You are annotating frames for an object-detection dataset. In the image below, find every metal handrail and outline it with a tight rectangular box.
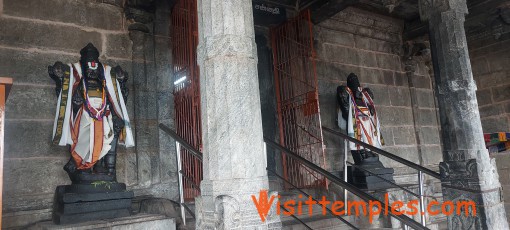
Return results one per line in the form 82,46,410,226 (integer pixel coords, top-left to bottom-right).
159,124,203,162
281,205,313,230
322,126,440,179
161,124,316,229
264,137,429,230
159,124,202,226
267,168,359,229
179,170,201,190
181,202,196,219
161,123,427,229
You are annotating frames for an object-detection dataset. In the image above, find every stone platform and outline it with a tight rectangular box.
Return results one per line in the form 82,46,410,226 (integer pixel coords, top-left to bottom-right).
53,183,134,225
31,214,176,230
347,166,395,190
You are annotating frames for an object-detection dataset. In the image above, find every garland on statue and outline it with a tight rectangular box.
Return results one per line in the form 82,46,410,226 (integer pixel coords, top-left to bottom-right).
81,76,108,121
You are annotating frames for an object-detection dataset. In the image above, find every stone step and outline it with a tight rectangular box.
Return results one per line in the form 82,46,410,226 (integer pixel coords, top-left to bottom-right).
178,218,196,230
29,214,176,230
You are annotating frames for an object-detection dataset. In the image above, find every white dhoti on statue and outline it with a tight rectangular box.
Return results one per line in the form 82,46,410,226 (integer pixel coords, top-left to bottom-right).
338,88,383,151
52,63,134,169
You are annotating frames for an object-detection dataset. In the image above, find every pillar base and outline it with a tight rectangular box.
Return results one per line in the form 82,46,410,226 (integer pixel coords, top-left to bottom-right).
441,186,508,230
440,158,509,229
195,177,281,229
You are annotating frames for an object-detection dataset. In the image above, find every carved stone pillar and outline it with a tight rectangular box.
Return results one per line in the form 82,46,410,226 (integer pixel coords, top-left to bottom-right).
195,0,281,228
419,0,509,229
128,8,154,188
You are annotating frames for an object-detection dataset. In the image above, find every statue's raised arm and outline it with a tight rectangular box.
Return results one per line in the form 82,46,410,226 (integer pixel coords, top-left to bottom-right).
48,61,69,97
111,65,129,102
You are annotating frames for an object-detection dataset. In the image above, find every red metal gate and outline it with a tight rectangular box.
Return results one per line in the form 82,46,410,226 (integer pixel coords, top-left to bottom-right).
271,10,327,189
171,0,202,201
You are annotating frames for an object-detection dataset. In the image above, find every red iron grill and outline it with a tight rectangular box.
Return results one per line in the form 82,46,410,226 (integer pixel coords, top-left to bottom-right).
171,0,202,201
270,10,327,189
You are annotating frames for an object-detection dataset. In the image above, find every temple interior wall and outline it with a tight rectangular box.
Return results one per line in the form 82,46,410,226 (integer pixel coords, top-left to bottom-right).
468,30,510,133
0,0,509,229
313,7,443,179
0,0,178,228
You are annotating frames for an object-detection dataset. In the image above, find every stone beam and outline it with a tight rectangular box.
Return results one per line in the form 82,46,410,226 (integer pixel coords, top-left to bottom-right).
195,0,281,228
419,0,509,229
309,0,359,24
406,0,509,40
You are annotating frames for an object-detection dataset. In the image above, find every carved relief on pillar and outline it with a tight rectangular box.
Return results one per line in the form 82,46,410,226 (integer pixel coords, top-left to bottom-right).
403,38,432,75
418,0,468,21
439,159,480,189
382,0,403,13
440,185,507,230
124,0,154,33
214,195,241,229
448,195,481,230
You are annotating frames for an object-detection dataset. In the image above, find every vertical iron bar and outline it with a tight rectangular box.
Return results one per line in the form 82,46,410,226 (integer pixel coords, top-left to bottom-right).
344,139,348,213
418,170,426,226
176,142,186,225
264,143,268,170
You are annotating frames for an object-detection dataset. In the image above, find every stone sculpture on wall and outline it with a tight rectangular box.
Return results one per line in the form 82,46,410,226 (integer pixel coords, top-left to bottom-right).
48,43,135,224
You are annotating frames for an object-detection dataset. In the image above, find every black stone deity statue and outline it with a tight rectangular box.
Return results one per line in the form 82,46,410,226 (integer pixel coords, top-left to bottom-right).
48,43,134,224
337,73,395,190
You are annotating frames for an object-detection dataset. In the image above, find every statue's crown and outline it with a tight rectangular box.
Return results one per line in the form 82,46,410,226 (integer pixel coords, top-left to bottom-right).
347,73,360,90
80,43,100,63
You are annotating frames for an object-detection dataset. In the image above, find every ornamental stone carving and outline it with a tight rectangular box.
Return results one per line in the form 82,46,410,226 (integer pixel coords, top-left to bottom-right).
418,0,468,21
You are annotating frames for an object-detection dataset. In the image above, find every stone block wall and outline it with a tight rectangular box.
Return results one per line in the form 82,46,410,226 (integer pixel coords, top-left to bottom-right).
0,0,178,228
468,33,510,133
314,7,443,175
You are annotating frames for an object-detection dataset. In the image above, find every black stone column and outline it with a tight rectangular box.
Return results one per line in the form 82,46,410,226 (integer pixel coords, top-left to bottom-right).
126,6,157,189
419,0,509,229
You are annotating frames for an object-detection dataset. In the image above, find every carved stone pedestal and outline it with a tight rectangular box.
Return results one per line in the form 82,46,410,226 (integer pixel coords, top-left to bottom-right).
52,183,133,225
348,166,395,190
347,152,395,190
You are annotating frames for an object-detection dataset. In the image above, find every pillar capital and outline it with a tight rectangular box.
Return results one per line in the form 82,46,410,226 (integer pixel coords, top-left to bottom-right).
418,0,468,21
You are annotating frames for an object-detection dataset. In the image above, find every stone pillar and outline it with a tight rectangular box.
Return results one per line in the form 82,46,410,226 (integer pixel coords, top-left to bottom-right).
419,0,509,229
128,17,154,188
195,0,281,228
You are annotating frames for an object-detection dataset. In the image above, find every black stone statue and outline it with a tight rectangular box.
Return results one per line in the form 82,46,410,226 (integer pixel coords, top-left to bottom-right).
48,43,134,224
337,73,395,190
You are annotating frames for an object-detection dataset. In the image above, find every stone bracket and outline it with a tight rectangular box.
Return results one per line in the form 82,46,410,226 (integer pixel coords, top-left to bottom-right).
419,0,468,21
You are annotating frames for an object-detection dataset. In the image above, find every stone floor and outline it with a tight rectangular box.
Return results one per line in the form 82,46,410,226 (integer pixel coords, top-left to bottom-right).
28,214,176,230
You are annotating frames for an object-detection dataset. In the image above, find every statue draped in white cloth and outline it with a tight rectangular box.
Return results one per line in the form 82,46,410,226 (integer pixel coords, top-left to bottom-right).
49,43,134,183
336,73,394,190
337,73,384,164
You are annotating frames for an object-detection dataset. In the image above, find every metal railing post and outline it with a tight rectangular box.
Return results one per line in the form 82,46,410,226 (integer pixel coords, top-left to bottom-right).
264,142,268,169
176,142,186,225
344,139,348,213
264,137,429,230
418,170,426,226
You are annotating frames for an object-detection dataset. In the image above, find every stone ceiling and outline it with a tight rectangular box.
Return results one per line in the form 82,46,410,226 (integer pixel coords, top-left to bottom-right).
141,0,509,41
258,0,421,21
258,0,509,40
